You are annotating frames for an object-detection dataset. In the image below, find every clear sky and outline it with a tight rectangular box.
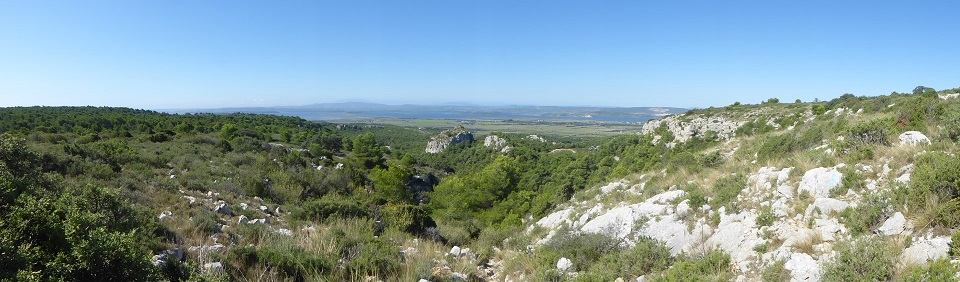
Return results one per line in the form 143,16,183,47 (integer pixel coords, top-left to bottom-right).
1,1,957,109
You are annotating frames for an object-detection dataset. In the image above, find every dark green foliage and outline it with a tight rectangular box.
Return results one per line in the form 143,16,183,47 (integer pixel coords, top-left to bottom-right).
756,206,775,227
831,166,865,197
846,118,892,147
710,175,746,210
952,229,960,259
939,103,960,141
588,236,674,279
649,249,732,282
760,260,789,282
293,195,370,222
837,193,888,236
822,236,897,282
0,134,160,281
736,118,776,137
898,152,960,227
535,230,623,272
898,259,958,282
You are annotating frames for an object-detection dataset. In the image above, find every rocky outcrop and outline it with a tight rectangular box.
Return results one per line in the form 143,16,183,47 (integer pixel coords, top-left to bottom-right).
484,135,506,148
899,131,931,146
426,127,474,154
798,167,843,198
642,116,745,144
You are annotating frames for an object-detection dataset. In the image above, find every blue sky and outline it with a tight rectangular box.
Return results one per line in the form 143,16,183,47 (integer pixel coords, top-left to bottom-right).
1,1,957,109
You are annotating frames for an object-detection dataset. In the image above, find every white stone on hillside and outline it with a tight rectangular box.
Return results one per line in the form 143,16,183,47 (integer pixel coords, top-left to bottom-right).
557,257,572,271
640,216,708,255
899,131,931,146
600,181,627,195
877,212,907,236
580,206,639,239
645,190,686,204
705,211,762,266
805,198,850,216
203,262,225,274
449,246,462,257
940,93,959,100
785,253,821,282
484,135,507,149
535,208,573,230
159,210,173,221
214,203,233,216
814,218,846,241
798,167,843,198
902,236,950,264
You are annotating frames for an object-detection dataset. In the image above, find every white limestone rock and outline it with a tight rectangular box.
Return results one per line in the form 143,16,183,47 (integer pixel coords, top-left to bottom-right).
159,211,173,221
214,203,233,216
785,253,821,282
877,212,907,236
899,131,931,146
805,198,850,216
535,208,573,230
902,236,950,264
557,257,572,271
705,211,762,266
798,167,843,198
483,135,507,149
203,262,225,274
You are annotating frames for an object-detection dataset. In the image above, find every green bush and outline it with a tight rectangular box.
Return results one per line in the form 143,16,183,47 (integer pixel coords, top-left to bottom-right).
589,236,674,279
822,236,897,282
292,195,369,222
756,206,775,227
649,249,732,282
837,193,888,236
897,258,958,282
760,259,788,282
710,175,746,210
535,230,623,272
900,152,960,227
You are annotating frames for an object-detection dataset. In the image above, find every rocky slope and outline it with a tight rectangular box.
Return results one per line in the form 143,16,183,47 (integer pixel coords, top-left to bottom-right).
503,94,960,281
426,126,475,153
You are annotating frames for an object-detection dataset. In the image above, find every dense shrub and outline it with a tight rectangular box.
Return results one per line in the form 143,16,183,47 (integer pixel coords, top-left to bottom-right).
589,236,674,279
649,249,732,282
837,193,888,236
900,153,960,227
535,230,623,272
898,259,958,282
292,195,370,222
821,236,897,282
710,175,746,210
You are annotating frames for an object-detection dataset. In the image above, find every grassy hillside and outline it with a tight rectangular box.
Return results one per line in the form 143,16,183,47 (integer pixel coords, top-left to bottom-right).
1,86,960,281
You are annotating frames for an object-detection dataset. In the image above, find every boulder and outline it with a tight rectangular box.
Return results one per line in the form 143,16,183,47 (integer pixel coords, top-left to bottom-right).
484,135,507,149
901,236,950,264
899,131,931,146
805,198,850,216
877,212,907,236
203,262,225,274
158,211,173,221
785,253,821,282
214,203,233,216
426,127,474,154
276,228,293,236
798,167,843,198
449,246,462,257
557,257,572,271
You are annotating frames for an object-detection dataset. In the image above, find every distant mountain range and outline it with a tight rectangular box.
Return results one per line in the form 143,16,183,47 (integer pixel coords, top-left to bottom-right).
165,102,687,123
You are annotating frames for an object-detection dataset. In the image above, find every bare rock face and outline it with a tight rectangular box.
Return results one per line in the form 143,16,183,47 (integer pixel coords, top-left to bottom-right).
484,135,507,149
899,131,931,146
426,127,474,154
642,116,745,144
798,167,843,198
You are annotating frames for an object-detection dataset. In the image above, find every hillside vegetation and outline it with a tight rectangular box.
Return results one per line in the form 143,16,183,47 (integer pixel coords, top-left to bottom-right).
1,86,960,281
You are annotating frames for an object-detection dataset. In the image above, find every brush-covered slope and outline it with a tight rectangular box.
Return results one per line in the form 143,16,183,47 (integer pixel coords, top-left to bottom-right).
509,89,960,281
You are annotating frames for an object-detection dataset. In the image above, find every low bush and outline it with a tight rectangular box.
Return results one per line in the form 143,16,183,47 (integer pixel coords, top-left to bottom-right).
589,236,674,279
710,175,746,210
837,193,888,236
822,236,898,282
292,195,369,222
898,258,957,282
535,230,623,272
898,152,960,227
649,249,732,282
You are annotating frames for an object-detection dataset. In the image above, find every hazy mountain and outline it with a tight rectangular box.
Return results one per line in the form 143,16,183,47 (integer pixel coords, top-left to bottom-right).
168,102,688,123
